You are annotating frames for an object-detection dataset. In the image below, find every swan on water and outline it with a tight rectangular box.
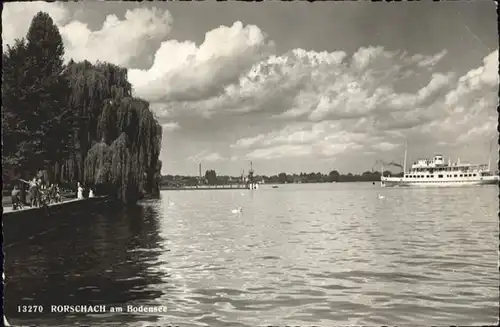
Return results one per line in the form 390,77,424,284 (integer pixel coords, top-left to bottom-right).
167,197,175,207
231,207,243,214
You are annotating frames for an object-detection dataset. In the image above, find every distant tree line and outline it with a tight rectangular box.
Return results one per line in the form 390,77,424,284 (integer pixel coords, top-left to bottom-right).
159,169,403,187
2,12,162,203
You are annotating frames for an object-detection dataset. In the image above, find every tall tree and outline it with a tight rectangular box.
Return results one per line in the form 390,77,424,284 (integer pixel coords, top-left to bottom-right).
3,11,163,203
328,170,340,182
2,38,34,179
205,170,218,185
278,172,287,184
24,12,76,173
2,12,75,181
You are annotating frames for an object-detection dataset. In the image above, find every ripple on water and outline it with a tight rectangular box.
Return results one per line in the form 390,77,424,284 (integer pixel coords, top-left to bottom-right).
4,184,498,326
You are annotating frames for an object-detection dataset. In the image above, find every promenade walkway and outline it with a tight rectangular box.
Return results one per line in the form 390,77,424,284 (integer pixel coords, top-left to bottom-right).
3,196,106,215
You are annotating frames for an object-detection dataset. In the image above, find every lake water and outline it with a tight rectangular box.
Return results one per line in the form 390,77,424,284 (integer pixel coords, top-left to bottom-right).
4,183,499,326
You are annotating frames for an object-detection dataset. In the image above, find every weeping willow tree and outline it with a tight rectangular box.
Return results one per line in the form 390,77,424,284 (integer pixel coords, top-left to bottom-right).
3,11,161,204
57,61,162,203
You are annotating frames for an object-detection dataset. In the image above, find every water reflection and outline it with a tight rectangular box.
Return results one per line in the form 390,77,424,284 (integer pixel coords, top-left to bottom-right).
4,183,499,326
4,203,167,326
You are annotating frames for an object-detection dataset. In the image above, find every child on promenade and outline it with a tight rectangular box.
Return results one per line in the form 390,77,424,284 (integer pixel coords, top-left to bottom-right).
11,185,23,210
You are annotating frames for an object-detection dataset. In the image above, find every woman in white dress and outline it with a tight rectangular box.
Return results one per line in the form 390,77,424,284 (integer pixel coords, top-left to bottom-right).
77,182,84,199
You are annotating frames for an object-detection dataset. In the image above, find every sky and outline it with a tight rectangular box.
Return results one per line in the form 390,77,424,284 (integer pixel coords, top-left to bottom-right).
3,1,499,176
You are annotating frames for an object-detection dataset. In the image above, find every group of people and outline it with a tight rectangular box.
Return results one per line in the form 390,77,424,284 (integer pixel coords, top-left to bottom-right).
10,179,96,211
10,178,63,210
77,182,95,199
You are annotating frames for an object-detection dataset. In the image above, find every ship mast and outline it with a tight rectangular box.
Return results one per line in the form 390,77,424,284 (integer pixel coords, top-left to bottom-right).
487,136,493,171
403,140,408,174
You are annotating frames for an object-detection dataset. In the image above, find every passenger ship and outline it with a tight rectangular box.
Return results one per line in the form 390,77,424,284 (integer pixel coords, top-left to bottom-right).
381,153,499,187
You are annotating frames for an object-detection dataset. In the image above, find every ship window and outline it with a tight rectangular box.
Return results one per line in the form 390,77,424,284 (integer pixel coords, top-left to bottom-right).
459,174,463,177
473,174,477,177
454,174,457,177
438,174,443,178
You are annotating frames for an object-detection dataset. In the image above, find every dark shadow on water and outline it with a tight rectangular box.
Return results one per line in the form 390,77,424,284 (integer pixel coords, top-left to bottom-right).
4,201,167,323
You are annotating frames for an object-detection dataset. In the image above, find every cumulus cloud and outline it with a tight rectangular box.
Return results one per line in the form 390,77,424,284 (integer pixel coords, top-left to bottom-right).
422,49,499,147
232,122,368,160
229,49,497,161
3,2,172,67
416,49,448,68
128,21,275,103
161,122,180,131
188,150,224,163
245,145,313,160
444,50,498,109
4,2,497,167
2,2,70,46
148,45,453,122
61,8,173,66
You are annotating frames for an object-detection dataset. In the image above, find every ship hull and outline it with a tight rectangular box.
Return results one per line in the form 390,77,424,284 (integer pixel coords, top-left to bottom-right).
381,176,499,187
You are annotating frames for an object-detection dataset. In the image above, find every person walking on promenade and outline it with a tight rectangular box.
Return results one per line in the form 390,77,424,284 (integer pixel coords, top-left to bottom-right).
19,178,38,207
35,178,43,207
55,184,62,203
77,182,84,199
11,185,23,210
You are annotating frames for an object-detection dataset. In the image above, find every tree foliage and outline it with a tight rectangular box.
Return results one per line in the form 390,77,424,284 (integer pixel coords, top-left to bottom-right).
61,62,162,203
205,170,218,185
3,11,162,203
2,12,75,181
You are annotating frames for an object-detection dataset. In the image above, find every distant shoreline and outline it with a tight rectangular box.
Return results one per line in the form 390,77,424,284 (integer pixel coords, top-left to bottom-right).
159,180,381,190
160,170,398,188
